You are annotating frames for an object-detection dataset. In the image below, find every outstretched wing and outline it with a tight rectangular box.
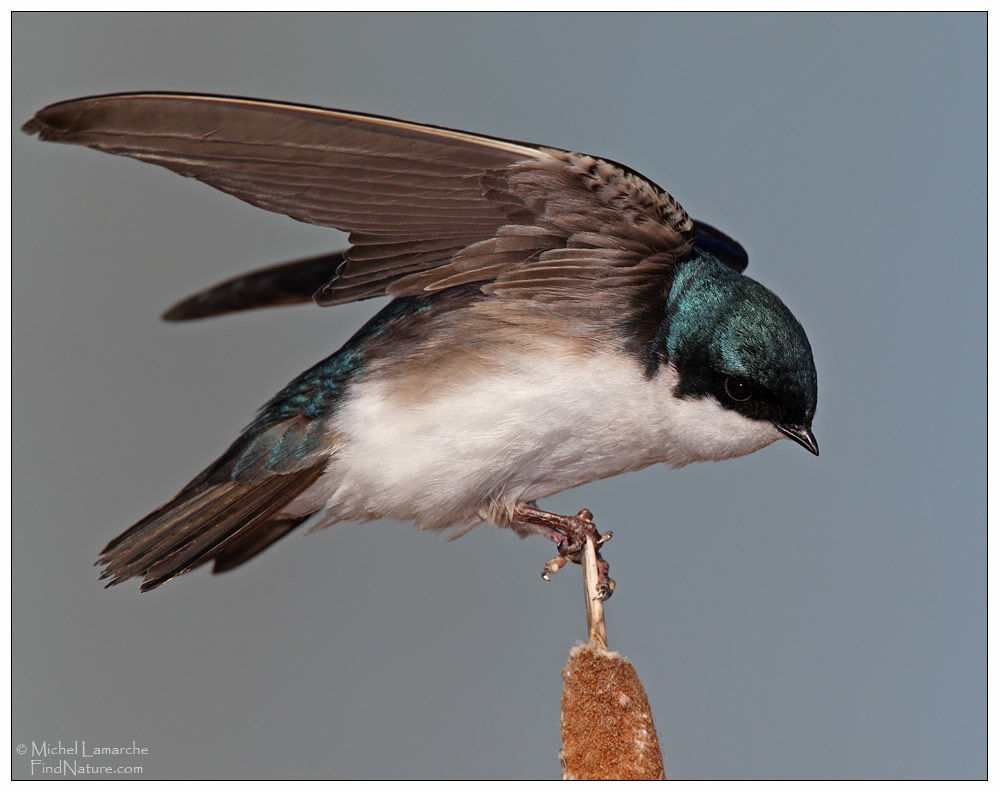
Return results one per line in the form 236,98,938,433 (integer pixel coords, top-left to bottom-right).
23,92,697,324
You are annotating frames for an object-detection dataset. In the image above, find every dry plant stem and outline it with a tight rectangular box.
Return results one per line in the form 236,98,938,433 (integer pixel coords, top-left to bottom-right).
581,535,608,650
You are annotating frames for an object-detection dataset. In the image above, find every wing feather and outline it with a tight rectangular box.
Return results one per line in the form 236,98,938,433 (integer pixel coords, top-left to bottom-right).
24,92,699,326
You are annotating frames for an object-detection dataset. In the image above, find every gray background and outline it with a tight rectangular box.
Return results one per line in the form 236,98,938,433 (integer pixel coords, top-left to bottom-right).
12,12,985,780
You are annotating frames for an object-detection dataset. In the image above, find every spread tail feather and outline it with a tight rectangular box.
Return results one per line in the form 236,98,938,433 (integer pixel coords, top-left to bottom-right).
97,465,324,592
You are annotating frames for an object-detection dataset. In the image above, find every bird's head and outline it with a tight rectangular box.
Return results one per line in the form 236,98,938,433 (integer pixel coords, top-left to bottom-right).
661,251,818,456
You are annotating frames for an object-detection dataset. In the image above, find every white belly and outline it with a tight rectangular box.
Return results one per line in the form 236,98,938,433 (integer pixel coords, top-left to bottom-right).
304,346,780,534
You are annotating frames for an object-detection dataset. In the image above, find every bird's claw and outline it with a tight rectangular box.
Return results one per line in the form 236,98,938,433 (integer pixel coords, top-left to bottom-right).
556,537,585,562
594,577,616,601
542,554,569,581
514,502,617,598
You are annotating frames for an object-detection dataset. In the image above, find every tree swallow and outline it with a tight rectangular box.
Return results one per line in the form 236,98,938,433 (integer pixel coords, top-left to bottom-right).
23,93,818,596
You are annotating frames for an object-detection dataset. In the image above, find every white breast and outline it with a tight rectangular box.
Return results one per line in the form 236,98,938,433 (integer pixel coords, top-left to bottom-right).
305,345,780,534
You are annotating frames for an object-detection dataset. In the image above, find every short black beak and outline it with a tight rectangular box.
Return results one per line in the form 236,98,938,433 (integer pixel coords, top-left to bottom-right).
776,423,819,456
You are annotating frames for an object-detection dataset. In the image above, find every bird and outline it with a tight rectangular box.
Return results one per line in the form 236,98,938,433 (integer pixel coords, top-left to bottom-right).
22,92,818,596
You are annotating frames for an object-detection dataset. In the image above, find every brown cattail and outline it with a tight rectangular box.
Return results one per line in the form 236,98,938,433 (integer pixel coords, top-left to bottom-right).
559,536,666,780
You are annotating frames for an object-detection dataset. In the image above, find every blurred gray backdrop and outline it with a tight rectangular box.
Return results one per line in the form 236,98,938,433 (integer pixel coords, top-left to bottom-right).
12,12,985,780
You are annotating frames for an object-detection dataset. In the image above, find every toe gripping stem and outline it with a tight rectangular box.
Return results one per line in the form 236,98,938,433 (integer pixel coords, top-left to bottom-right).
513,503,616,600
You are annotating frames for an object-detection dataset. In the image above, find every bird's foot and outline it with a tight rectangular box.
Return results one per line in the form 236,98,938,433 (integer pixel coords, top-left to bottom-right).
512,503,615,600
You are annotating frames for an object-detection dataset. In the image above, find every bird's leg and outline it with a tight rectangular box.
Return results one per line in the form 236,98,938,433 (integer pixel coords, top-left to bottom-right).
512,502,615,600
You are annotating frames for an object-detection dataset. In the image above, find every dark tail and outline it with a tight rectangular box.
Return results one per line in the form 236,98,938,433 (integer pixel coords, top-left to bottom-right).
97,465,323,592
210,515,311,574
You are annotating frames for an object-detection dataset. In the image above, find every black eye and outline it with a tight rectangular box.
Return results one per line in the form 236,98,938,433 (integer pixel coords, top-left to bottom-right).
724,377,753,402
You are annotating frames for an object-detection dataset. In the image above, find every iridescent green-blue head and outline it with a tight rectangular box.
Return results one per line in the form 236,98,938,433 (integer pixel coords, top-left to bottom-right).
661,250,818,455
